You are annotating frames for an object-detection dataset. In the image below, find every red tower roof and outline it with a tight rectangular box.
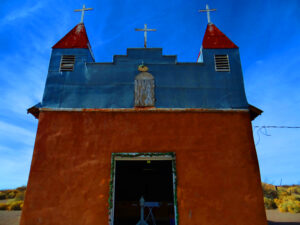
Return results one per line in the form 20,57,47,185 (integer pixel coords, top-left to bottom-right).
52,23,91,49
202,24,238,49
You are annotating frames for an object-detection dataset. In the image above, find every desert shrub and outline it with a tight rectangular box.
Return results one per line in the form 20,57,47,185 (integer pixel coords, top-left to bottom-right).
0,203,8,210
15,192,25,201
7,201,23,211
287,186,300,195
275,196,300,213
294,195,300,201
278,189,289,198
280,201,300,213
262,183,275,190
7,191,17,199
264,197,277,209
262,183,278,199
0,192,6,200
6,199,14,204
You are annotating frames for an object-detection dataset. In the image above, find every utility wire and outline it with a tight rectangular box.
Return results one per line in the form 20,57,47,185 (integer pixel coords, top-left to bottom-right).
253,126,300,146
254,126,300,129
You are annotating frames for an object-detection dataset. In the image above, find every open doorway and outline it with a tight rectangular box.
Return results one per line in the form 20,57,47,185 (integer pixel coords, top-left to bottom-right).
110,154,177,225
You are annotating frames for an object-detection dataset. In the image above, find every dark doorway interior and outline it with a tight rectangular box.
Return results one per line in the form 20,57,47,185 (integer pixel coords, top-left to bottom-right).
113,160,175,225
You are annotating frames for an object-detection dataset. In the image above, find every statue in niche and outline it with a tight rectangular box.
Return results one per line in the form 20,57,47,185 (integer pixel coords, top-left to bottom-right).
135,65,155,107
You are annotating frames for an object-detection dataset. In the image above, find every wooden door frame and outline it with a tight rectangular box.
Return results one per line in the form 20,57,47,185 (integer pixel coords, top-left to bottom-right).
108,152,178,225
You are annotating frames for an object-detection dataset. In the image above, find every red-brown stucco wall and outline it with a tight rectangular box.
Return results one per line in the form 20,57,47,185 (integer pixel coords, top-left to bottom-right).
21,111,267,225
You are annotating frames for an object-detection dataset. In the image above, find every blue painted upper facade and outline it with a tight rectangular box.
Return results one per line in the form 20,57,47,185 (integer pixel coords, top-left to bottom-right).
39,26,249,109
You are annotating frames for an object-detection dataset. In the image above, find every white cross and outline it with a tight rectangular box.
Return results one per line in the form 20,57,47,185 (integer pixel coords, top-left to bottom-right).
135,24,157,48
74,4,93,24
198,4,216,24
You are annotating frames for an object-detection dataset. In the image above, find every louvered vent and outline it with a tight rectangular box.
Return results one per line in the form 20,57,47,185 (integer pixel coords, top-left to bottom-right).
60,55,75,71
214,55,230,72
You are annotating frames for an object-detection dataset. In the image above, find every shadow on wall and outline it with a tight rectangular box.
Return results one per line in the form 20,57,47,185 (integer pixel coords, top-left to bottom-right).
268,222,300,225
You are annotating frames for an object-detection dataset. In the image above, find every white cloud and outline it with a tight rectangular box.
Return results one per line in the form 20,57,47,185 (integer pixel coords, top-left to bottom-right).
0,121,35,146
0,2,45,26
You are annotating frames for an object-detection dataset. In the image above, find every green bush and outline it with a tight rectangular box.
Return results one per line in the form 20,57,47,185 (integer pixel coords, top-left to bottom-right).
0,203,8,210
7,201,23,211
264,197,277,209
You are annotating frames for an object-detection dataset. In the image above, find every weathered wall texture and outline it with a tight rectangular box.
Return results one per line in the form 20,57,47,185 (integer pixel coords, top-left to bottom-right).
21,111,267,225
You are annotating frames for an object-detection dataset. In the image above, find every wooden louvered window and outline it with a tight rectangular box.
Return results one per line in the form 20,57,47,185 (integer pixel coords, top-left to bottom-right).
60,55,75,71
214,55,230,72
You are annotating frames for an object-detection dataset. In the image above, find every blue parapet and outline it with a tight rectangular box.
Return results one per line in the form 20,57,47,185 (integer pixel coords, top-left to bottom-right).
40,48,248,109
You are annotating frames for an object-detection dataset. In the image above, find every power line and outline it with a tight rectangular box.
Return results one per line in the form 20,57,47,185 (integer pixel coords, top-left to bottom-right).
253,126,300,146
254,126,300,129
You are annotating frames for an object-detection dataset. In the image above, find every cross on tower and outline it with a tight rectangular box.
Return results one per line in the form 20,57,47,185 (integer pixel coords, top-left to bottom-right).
74,4,93,24
198,4,216,24
135,24,156,48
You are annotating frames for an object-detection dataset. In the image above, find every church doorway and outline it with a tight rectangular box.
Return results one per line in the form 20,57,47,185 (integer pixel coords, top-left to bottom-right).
110,153,177,225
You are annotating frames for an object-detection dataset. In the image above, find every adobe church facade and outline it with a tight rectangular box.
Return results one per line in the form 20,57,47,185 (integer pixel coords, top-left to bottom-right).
22,9,267,225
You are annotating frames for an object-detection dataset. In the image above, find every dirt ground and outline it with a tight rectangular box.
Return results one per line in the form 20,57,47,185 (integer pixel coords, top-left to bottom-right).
267,209,300,225
0,209,299,225
0,211,21,225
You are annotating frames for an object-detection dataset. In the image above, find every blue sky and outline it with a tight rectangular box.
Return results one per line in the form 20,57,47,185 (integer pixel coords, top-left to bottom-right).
0,0,299,189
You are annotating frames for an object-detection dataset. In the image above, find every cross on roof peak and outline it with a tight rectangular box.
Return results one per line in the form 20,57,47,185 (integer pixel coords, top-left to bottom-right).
135,24,157,48
74,4,93,24
198,4,217,24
